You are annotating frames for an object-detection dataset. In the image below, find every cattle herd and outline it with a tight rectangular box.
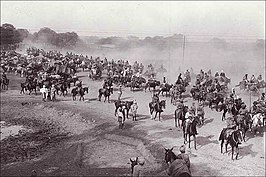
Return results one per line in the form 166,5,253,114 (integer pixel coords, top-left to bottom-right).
0,46,266,176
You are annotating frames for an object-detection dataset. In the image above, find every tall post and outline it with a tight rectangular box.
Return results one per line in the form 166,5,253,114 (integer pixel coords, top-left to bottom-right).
182,35,186,68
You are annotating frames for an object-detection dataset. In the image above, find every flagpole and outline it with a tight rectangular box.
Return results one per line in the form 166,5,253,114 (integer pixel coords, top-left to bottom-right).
182,35,186,67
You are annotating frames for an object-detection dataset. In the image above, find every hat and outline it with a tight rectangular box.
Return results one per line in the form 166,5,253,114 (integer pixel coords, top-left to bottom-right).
179,145,186,153
241,104,246,108
133,100,137,104
137,157,145,165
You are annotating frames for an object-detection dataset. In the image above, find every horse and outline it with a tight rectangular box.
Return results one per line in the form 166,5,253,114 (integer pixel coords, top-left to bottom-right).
56,82,67,96
114,100,134,119
182,116,200,149
129,157,138,175
24,81,37,95
0,78,9,90
83,86,89,93
164,148,192,177
159,83,173,97
144,80,160,92
219,129,243,160
71,87,78,101
98,87,112,103
251,113,263,135
234,114,252,142
174,106,188,128
149,100,166,121
79,87,86,101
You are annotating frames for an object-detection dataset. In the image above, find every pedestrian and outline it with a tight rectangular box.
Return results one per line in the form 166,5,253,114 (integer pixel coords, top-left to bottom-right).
50,84,56,101
177,145,191,171
118,85,122,101
131,99,138,121
40,85,48,101
117,107,124,129
132,157,145,177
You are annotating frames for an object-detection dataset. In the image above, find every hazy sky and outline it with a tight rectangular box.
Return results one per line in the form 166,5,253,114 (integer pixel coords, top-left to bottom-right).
1,1,265,39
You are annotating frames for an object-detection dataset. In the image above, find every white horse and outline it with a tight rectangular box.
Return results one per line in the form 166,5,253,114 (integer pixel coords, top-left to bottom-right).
251,113,264,135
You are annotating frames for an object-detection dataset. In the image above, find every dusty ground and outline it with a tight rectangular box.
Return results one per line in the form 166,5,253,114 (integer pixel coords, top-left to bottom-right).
0,71,265,176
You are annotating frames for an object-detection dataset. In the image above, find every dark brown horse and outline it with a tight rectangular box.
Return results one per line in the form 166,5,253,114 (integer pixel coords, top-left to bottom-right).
174,106,188,128
183,116,200,149
98,87,112,103
219,128,243,160
149,100,166,121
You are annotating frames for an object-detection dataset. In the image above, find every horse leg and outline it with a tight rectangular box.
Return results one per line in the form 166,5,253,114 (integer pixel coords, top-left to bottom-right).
188,135,191,149
225,141,229,153
221,140,224,154
194,135,197,150
231,146,234,160
235,146,239,160
154,112,157,121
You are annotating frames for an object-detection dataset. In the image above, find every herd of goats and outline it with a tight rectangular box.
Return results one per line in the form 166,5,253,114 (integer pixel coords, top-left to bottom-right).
0,47,266,163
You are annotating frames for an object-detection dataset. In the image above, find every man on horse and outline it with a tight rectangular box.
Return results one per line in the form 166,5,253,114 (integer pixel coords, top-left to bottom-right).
237,103,248,129
152,92,160,107
197,102,205,124
184,107,198,135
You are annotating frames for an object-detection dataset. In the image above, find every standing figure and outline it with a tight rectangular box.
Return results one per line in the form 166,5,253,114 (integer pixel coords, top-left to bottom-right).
131,100,138,121
118,85,123,101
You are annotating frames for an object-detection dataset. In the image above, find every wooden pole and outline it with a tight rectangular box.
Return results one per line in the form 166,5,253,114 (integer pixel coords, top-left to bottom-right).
182,35,186,68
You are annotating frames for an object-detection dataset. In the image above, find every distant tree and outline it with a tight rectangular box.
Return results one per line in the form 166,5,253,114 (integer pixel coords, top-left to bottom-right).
0,23,27,45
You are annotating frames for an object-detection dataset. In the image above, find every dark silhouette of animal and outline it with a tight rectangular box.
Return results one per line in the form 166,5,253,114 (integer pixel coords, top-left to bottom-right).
71,87,78,101
114,100,133,118
219,128,243,160
149,100,166,121
98,87,112,103
183,116,200,149
159,83,173,97
0,78,9,90
174,106,188,128
145,80,160,92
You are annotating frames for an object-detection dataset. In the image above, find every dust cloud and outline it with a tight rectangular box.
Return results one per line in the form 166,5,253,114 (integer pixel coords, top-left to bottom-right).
21,38,265,85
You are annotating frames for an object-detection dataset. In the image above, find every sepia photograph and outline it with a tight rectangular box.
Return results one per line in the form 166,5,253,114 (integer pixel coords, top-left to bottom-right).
0,1,265,176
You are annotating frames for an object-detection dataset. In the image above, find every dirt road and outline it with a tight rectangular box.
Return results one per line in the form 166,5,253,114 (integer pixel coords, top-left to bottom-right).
1,71,265,176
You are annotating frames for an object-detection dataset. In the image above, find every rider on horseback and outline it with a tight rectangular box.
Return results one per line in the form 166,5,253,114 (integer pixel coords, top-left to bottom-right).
185,107,198,135
152,92,160,107
238,103,248,129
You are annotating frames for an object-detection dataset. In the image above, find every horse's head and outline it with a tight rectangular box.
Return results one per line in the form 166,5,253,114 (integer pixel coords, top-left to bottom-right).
160,100,166,109
129,157,138,174
164,147,176,165
193,116,201,125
